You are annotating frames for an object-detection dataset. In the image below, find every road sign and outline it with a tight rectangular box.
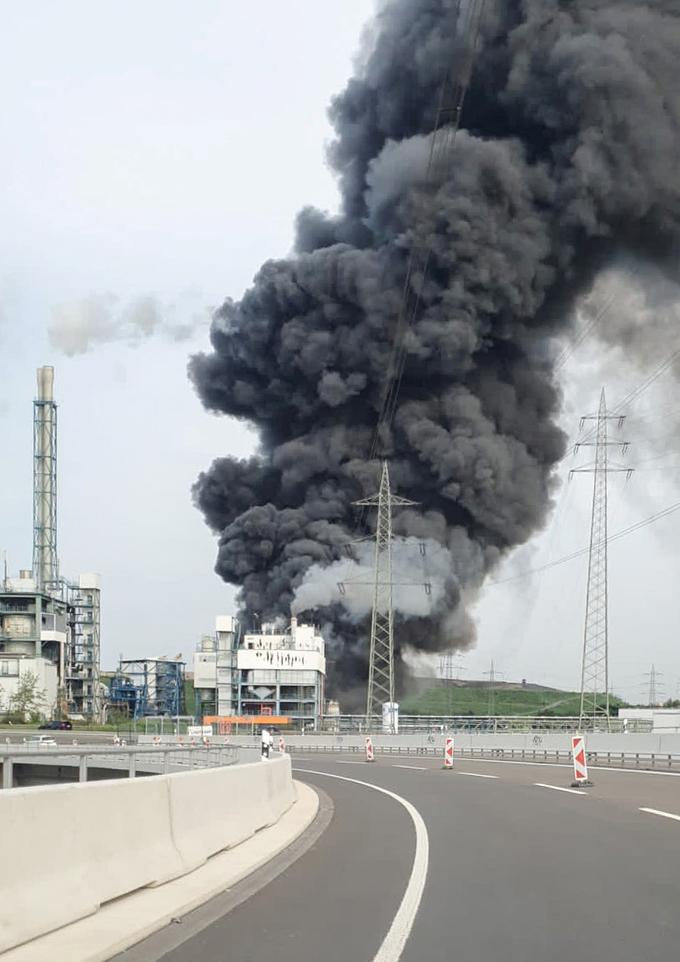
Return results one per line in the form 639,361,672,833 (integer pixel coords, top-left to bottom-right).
365,736,375,762
571,734,590,784
443,736,454,770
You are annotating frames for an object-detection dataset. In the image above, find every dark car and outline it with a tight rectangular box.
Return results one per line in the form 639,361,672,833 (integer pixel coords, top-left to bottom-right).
38,720,73,731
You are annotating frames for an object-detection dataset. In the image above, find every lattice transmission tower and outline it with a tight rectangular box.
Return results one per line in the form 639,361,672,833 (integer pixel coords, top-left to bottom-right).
643,665,663,707
570,388,633,728
353,462,420,718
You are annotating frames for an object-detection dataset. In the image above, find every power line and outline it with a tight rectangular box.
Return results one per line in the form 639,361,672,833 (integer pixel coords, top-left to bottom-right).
576,349,680,450
554,291,618,372
491,499,680,586
368,0,486,464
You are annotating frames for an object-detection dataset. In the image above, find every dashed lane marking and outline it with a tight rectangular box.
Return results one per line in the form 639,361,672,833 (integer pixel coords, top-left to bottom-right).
456,771,499,779
392,765,428,771
639,807,680,822
534,782,588,796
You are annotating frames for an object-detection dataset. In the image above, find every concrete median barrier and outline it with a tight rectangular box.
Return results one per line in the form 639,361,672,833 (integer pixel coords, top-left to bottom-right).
0,755,295,954
168,756,296,871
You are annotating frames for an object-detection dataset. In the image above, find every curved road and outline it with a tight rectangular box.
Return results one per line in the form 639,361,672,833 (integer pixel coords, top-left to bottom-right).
118,754,680,962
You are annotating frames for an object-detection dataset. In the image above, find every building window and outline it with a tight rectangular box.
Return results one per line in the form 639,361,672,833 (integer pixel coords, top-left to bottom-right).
0,660,19,677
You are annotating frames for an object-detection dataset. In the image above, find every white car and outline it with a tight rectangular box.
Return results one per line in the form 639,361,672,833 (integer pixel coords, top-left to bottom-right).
25,735,58,748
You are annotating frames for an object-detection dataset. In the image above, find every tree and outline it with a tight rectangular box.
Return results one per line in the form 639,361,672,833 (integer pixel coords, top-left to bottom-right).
9,671,47,722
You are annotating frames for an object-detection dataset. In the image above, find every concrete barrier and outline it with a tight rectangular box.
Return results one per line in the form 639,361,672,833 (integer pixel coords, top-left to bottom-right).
168,757,295,871
262,731,680,755
0,755,294,954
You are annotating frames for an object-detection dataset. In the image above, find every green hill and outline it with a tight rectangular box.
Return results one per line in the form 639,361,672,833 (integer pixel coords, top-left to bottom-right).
400,685,625,717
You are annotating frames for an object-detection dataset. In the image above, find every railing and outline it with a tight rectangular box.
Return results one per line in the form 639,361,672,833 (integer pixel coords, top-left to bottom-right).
319,714,653,734
0,743,240,789
286,741,680,771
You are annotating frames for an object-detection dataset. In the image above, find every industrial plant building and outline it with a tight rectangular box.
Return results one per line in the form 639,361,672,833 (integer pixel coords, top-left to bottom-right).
108,657,186,719
193,615,326,726
0,368,102,720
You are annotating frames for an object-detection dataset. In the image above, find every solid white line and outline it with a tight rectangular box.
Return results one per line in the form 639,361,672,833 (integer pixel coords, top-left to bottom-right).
534,782,588,796
295,768,429,962
392,764,427,771
639,807,680,822
457,771,499,779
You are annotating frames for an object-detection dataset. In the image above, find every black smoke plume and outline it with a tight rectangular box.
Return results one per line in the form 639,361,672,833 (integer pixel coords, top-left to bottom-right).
190,0,680,702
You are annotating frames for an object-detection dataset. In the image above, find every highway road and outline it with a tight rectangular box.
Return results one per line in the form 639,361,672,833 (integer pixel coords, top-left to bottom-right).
116,753,680,962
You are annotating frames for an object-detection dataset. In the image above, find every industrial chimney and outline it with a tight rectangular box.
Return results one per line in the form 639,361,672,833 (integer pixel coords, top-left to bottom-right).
33,366,58,592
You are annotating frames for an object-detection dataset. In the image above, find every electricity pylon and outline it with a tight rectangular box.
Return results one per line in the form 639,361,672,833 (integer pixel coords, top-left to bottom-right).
483,660,504,716
642,665,663,707
353,462,419,719
570,389,633,728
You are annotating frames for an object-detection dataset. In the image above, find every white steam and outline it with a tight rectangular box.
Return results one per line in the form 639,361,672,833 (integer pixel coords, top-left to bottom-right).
292,537,456,621
48,291,210,356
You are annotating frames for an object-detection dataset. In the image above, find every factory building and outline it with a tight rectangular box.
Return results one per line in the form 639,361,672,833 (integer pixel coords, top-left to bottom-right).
108,657,186,719
194,616,326,726
0,368,102,720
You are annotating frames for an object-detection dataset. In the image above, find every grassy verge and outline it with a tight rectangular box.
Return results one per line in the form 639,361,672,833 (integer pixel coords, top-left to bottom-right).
400,686,625,716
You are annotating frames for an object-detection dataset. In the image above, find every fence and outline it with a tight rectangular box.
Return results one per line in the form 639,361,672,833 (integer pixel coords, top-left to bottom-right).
319,714,653,734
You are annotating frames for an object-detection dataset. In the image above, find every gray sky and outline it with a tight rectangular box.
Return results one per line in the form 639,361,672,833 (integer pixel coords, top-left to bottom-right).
1,1,678,702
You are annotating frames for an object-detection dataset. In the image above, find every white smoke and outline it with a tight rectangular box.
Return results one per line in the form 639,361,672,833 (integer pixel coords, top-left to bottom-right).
48,291,210,356
292,537,456,621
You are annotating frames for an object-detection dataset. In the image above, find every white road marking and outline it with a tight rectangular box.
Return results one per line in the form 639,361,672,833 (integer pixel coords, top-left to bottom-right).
639,807,680,822
332,760,370,765
295,768,429,962
392,764,428,771
534,782,588,796
456,771,499,779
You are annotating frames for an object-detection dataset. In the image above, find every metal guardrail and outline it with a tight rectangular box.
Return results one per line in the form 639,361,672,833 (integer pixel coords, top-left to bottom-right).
320,715,652,734
0,743,239,790
285,742,680,771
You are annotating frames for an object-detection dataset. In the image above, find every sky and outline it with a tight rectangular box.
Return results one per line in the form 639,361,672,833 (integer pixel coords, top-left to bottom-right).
1,1,679,703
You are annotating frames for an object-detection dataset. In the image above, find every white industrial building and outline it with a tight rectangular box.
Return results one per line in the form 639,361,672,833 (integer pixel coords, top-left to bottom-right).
0,368,102,720
618,708,680,733
194,615,326,725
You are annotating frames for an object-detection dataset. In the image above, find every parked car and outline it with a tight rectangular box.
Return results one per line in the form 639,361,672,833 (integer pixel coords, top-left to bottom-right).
38,720,73,730
25,735,58,748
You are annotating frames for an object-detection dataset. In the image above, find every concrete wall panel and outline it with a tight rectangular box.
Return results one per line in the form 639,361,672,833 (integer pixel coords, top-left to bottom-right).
0,756,294,953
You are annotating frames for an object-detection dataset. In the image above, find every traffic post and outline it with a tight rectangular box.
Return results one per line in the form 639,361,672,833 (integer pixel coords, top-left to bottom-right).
570,734,593,787
365,736,375,763
442,736,454,771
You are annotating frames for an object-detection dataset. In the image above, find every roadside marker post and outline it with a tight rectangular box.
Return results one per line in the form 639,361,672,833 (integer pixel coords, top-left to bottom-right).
442,736,454,771
365,736,376,763
570,734,593,787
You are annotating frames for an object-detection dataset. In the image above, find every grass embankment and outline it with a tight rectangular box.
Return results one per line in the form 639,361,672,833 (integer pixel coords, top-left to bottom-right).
400,686,625,717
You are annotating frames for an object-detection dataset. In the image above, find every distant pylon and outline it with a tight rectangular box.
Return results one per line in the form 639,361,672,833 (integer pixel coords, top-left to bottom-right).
642,665,663,707
570,388,633,728
483,660,504,716
354,462,418,718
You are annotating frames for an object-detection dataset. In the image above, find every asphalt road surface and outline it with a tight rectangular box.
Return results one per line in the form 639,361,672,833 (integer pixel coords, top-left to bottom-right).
118,754,680,962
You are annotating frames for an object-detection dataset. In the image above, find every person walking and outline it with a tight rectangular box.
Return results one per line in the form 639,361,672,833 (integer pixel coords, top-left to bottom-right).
261,727,270,760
